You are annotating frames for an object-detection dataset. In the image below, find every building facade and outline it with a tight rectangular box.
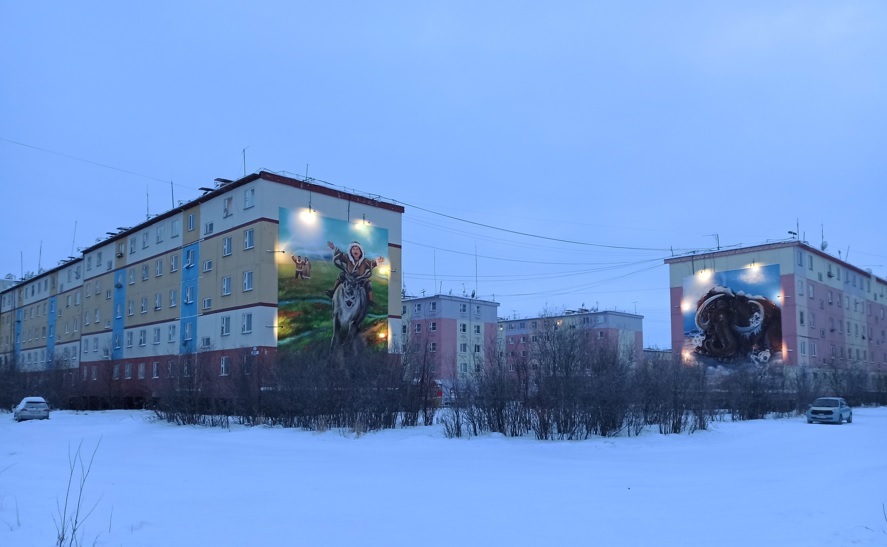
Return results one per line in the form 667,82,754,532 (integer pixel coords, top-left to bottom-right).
665,241,887,378
1,171,404,406
399,296,645,383
400,294,500,380
499,309,644,372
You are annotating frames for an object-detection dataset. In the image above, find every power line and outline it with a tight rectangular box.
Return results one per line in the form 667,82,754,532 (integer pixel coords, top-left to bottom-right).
0,136,194,190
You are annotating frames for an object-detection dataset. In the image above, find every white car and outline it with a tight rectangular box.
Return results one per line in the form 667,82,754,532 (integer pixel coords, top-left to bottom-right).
806,397,852,424
13,396,51,422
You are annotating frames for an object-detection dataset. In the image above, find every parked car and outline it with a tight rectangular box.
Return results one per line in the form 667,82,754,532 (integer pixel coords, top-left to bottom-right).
13,396,50,422
806,397,852,424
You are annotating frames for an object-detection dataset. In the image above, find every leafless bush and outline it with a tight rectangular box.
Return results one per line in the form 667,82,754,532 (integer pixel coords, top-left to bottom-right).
54,440,102,547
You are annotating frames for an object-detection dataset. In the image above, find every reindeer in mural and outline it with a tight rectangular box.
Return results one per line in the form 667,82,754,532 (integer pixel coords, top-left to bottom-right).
330,266,372,352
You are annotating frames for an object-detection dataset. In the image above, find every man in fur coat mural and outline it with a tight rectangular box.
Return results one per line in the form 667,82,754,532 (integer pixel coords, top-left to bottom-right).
326,240,385,303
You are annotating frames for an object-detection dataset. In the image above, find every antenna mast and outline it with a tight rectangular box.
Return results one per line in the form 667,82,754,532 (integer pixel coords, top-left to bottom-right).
70,221,77,257
474,243,478,298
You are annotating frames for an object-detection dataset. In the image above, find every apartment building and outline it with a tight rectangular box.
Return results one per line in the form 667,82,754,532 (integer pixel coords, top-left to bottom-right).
401,294,500,380
665,240,887,377
400,295,644,382
1,170,404,405
498,309,644,372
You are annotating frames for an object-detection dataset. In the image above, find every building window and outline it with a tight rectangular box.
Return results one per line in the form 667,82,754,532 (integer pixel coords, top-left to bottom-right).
459,362,468,374
474,325,481,334
168,325,176,342
415,324,422,333
459,323,467,333
221,276,232,296
244,187,255,209
113,364,120,380
429,322,437,332
138,329,146,346
242,313,253,334
429,342,437,353
142,232,149,249
170,254,179,272
430,302,437,311
184,286,194,304
203,298,212,310
243,271,253,292
203,260,213,272
220,356,230,376
140,297,148,314
221,316,231,336
129,237,136,254
137,362,145,380
460,304,467,313
125,363,132,379
223,196,233,217
156,226,163,243
171,219,181,238
187,213,195,231
155,293,162,310
152,362,160,379
153,327,161,344
127,300,134,316
223,237,232,256
128,269,135,285
244,229,255,250
459,343,468,353
169,289,178,307
185,249,195,268
204,222,214,235
156,259,163,277
184,322,193,341
474,344,481,353
414,303,422,312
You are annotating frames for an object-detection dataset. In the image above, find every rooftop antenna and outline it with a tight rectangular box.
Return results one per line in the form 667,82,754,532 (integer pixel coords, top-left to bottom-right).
474,242,479,298
243,146,249,177
70,221,77,257
146,183,150,220
170,179,175,209
38,240,42,272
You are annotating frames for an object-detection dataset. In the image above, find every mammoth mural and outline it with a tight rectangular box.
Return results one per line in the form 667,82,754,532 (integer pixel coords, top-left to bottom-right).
692,286,782,364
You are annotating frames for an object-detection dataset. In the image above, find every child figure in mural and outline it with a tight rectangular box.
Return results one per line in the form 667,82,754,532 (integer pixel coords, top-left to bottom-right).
326,241,384,303
291,254,305,279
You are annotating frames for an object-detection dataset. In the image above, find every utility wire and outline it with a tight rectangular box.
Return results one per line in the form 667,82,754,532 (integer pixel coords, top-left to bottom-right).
0,137,193,189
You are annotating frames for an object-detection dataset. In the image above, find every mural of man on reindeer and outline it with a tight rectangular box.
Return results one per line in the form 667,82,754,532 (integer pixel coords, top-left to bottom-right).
325,240,385,351
276,207,389,351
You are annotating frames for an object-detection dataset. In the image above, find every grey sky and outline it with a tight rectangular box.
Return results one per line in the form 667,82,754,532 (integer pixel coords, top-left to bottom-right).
2,1,886,348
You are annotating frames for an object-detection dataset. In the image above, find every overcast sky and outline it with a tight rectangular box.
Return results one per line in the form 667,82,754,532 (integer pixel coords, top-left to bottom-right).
2,2,886,348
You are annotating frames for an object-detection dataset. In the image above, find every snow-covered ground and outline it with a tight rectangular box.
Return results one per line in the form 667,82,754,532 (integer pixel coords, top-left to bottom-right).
1,408,885,546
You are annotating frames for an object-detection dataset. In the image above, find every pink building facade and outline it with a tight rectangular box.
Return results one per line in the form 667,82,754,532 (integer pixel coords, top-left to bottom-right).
665,241,887,379
401,294,500,381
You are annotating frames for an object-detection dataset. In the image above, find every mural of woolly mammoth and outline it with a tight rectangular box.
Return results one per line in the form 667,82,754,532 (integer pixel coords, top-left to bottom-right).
693,286,782,363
